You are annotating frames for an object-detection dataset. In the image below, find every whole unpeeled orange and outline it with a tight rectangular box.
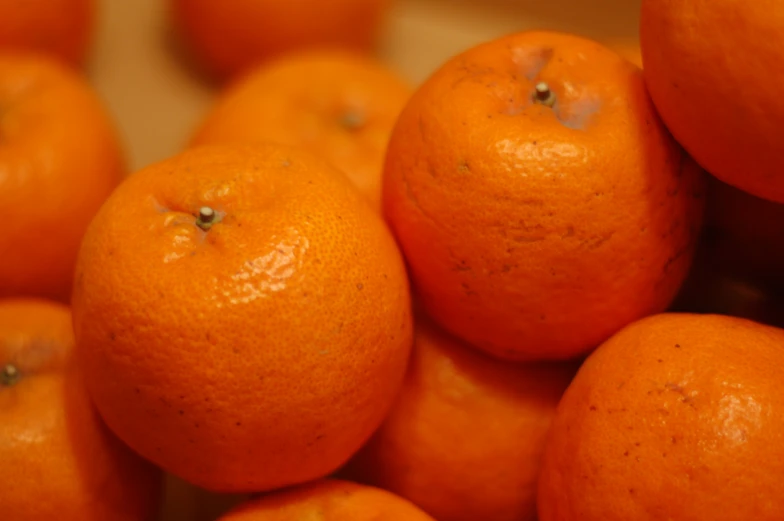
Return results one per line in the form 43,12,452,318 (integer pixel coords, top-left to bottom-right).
641,0,784,202
0,51,125,302
538,313,784,520
382,30,706,361
0,299,162,521
72,143,413,493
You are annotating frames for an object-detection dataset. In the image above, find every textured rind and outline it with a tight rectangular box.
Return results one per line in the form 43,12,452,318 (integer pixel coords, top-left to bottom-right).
72,143,413,493
382,30,706,361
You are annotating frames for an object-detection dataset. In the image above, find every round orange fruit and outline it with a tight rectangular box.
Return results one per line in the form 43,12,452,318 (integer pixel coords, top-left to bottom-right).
216,479,437,521
71,143,413,493
0,51,126,302
342,314,577,521
189,48,412,212
538,312,784,520
0,298,162,521
0,0,94,67
640,0,784,202
382,30,706,361
170,0,393,82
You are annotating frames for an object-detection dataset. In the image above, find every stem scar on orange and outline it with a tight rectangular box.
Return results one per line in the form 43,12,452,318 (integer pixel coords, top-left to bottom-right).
71,142,414,494
188,48,413,214
382,30,707,361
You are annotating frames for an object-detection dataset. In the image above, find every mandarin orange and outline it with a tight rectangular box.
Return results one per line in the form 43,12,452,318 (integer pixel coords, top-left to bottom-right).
0,299,162,521
382,30,706,361
538,312,784,520
72,143,413,493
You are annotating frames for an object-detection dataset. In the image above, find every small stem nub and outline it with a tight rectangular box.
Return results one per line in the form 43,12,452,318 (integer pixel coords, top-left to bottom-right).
340,109,365,130
1,364,20,387
533,81,556,107
196,206,219,231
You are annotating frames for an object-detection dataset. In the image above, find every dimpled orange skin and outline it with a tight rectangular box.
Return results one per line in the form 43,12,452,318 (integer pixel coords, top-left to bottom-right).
170,0,392,82
0,0,94,67
71,143,413,493
342,315,577,521
382,30,706,361
641,0,784,203
217,479,437,521
0,299,162,521
189,49,412,213
0,51,126,302
537,313,784,521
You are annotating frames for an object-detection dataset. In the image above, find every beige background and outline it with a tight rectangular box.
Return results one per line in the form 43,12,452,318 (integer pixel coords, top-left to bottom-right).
83,0,640,519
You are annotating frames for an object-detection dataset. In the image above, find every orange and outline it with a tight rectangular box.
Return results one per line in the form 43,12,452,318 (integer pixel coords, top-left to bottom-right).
189,48,412,212
342,315,577,521
0,0,94,67
382,30,706,361
170,0,393,82
537,312,784,521
0,298,162,521
71,143,413,493
640,0,784,203
0,51,126,302
216,479,436,521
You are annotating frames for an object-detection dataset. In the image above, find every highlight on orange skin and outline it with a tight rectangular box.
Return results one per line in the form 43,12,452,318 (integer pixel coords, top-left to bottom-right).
71,143,414,494
382,30,706,362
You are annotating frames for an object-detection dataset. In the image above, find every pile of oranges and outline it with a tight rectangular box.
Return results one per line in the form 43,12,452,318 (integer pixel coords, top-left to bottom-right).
2,1,783,520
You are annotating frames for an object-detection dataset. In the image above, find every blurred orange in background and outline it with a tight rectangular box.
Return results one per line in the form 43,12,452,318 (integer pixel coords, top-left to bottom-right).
189,48,412,213
169,0,393,82
0,0,95,67
0,51,125,302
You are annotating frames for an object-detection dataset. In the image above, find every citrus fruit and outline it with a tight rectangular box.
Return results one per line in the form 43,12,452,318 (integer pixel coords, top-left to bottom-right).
0,0,94,66
170,0,392,81
189,48,412,212
0,51,125,302
71,142,413,493
343,314,576,521
382,29,706,361
0,298,162,521
216,479,436,521
640,0,784,202
538,312,784,520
